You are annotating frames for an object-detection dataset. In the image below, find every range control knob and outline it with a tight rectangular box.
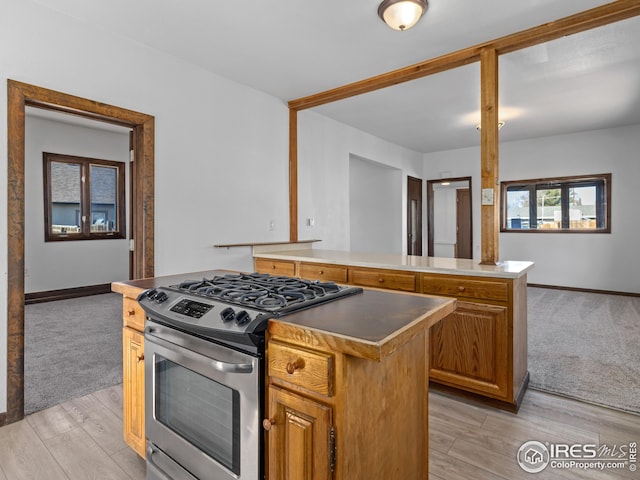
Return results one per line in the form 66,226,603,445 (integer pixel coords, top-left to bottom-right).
144,288,158,299
154,292,168,303
235,310,251,326
220,307,235,323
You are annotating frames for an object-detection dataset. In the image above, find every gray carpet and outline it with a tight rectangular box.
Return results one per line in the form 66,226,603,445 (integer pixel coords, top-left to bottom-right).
24,293,123,415
527,287,640,415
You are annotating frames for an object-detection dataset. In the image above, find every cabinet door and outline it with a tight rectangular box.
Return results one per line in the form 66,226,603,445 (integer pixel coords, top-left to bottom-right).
123,327,146,457
429,301,509,400
267,386,333,480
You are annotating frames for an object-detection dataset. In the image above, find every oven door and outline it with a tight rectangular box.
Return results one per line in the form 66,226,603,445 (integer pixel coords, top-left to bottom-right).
144,320,261,480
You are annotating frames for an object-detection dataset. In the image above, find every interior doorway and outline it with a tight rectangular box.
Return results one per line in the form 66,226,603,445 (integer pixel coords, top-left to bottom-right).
427,177,472,258
6,80,155,424
407,176,423,256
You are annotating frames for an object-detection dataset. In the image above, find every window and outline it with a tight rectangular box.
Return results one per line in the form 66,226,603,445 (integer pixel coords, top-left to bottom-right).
43,152,126,241
501,174,610,233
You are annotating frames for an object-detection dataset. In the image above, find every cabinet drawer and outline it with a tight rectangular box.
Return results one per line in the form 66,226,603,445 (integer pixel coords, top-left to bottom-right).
255,258,296,276
299,263,347,283
123,296,145,331
268,341,334,397
422,275,508,302
350,269,416,292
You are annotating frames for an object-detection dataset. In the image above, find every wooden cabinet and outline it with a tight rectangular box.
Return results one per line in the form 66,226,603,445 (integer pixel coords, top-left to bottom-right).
268,341,334,396
349,267,416,292
430,301,509,398
254,256,529,411
265,329,433,480
119,293,147,457
267,386,333,480
255,258,296,276
422,276,508,302
122,296,145,331
299,263,347,283
423,273,528,410
122,326,145,457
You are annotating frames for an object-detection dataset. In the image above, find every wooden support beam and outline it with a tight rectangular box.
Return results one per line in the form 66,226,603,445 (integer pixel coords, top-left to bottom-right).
286,0,640,253
479,48,500,265
288,1,640,111
289,108,298,242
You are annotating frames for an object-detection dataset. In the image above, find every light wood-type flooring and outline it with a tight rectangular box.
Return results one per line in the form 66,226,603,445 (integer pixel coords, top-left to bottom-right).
0,385,638,479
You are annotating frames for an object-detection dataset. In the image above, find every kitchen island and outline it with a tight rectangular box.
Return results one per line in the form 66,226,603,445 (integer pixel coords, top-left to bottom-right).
112,270,455,479
253,246,534,412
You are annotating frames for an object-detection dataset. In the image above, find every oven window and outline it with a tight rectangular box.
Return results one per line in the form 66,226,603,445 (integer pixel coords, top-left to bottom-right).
155,357,241,475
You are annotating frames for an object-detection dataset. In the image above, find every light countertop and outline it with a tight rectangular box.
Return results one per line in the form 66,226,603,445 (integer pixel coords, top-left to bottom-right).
253,248,534,279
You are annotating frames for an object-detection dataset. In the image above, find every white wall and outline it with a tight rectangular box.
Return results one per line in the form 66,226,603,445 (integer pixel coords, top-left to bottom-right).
25,115,130,292
349,155,403,254
1,0,290,413
298,110,423,252
424,124,640,293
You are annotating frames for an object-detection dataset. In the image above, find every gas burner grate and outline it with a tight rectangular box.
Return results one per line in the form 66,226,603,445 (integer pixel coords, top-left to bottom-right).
171,272,359,313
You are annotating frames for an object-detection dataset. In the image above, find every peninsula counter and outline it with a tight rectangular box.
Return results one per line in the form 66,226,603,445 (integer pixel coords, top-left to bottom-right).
253,246,534,412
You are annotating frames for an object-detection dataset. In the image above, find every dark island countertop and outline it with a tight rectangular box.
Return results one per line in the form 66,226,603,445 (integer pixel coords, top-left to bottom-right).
112,270,455,361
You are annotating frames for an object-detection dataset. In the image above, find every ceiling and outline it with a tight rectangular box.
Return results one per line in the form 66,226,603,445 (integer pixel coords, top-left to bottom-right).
29,0,640,153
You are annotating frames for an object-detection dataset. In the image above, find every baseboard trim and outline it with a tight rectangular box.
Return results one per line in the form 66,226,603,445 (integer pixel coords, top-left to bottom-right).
429,381,522,414
527,283,640,298
24,283,113,305
0,411,6,426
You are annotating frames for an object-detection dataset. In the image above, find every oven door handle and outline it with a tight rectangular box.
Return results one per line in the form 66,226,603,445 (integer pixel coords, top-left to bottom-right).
145,327,254,374
147,444,198,480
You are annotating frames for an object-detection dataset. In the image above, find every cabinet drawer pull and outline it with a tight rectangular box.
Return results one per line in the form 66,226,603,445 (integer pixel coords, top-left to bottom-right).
262,418,276,431
136,354,144,363
458,286,466,292
286,359,305,374
271,264,276,269
127,309,136,316
378,277,384,283
319,270,324,275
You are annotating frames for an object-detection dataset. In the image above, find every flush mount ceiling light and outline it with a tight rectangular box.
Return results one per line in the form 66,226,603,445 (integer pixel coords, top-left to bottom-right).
378,0,428,31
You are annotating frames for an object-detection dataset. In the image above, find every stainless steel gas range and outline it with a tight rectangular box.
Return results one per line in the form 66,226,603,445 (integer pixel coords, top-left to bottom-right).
138,272,363,480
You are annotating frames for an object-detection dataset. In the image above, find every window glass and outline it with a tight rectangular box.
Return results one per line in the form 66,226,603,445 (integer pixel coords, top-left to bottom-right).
568,185,597,229
50,162,82,234
43,153,125,241
506,189,530,229
500,174,610,233
536,188,561,229
90,165,118,232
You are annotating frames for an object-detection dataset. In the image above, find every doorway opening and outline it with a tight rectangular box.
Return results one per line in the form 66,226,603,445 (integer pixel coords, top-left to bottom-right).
6,79,155,424
427,177,472,258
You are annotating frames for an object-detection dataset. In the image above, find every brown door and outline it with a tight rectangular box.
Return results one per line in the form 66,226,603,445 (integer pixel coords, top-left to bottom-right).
456,188,472,259
407,176,423,255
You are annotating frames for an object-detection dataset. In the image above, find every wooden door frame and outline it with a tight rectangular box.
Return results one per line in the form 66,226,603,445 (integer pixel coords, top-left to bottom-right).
426,177,472,257
406,176,423,256
6,79,155,424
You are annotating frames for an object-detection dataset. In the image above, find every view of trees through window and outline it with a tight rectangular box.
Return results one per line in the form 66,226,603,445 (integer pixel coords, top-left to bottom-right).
501,174,610,232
